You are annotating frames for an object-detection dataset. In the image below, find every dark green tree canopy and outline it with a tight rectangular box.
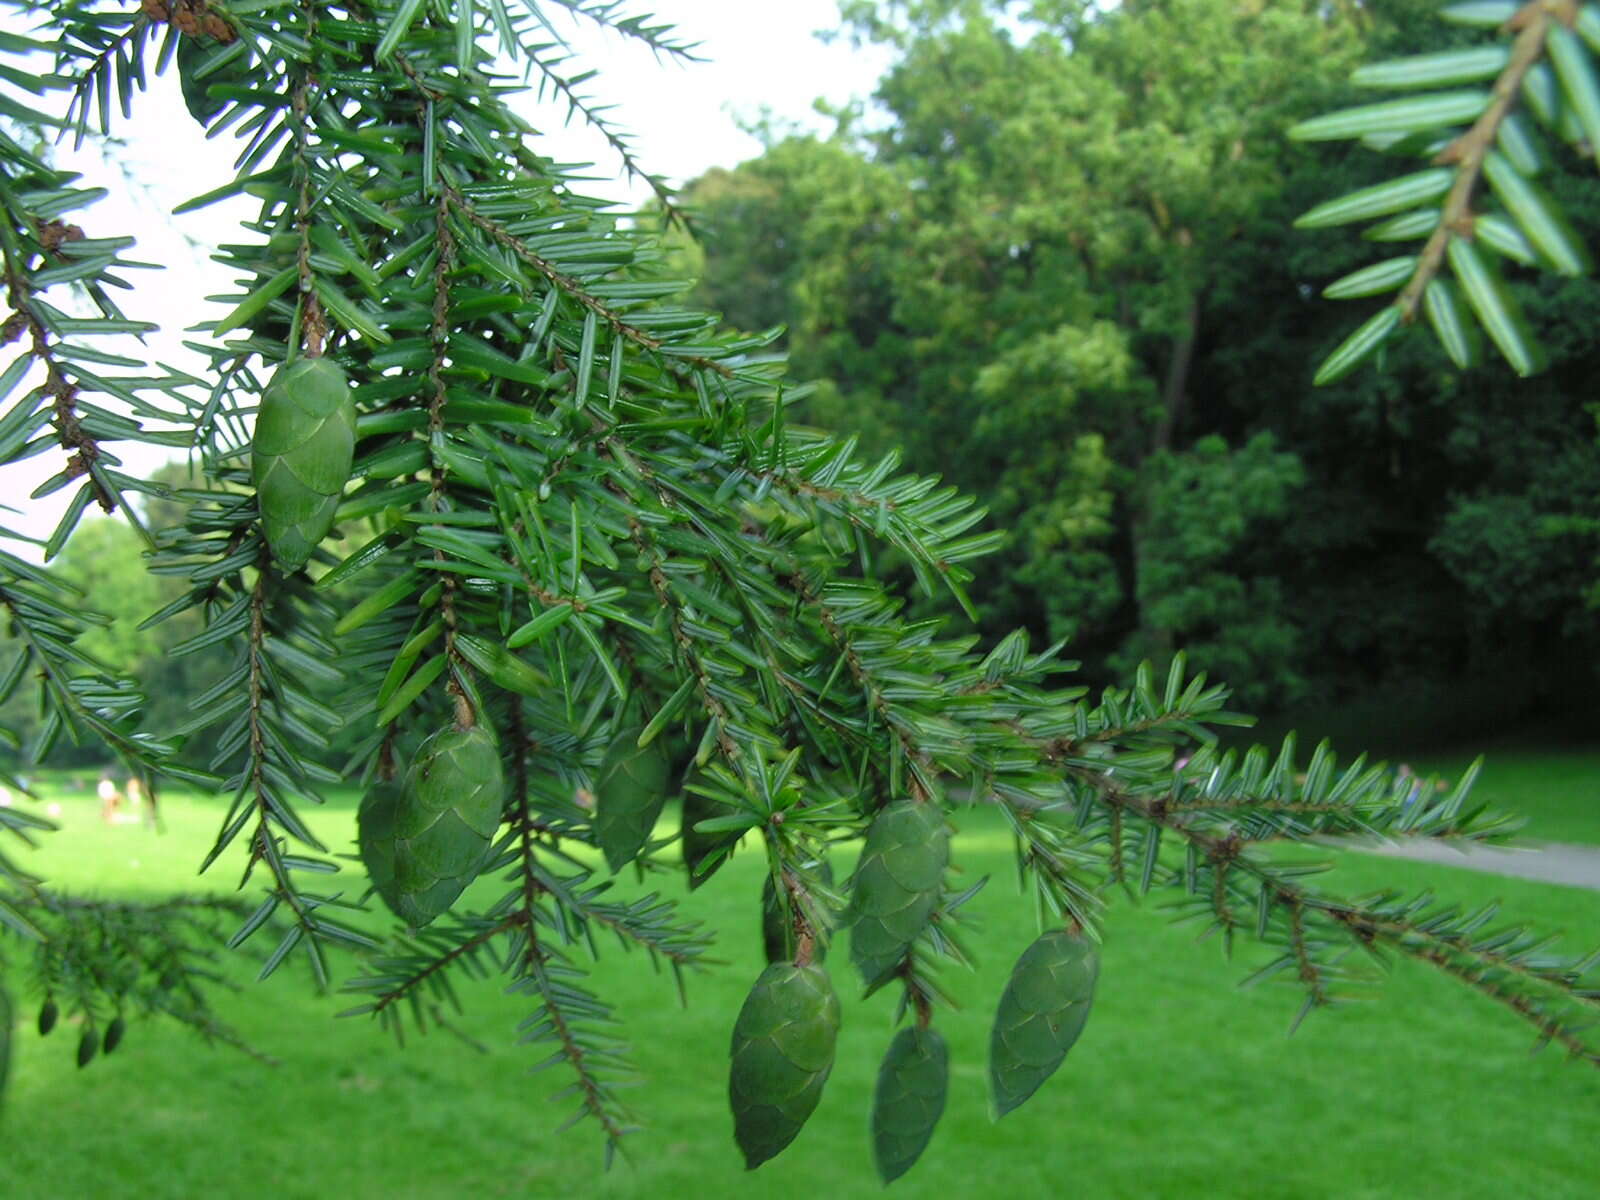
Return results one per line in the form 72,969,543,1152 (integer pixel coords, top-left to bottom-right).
684,0,1600,715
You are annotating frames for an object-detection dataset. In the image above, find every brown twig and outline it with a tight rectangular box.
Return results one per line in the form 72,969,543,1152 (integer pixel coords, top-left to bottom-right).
1,249,116,513
424,189,473,729
290,34,326,358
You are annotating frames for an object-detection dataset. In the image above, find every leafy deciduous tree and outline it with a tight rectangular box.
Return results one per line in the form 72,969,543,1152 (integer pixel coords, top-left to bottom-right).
686,0,1600,714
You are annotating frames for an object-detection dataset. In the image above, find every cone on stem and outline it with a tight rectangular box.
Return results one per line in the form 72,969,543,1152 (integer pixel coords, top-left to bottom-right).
176,37,229,125
728,962,840,1169
251,356,356,571
846,800,949,990
359,725,504,928
989,928,1099,1117
357,779,404,915
593,730,669,872
871,1025,948,1184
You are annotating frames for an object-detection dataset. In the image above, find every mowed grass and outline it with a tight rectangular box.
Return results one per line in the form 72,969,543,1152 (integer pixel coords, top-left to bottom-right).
2,781,1598,1199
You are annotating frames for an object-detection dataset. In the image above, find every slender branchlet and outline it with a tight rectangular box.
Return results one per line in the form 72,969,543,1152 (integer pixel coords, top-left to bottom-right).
1394,0,1559,323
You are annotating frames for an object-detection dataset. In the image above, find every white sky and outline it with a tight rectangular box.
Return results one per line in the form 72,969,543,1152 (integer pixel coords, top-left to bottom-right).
5,2,895,551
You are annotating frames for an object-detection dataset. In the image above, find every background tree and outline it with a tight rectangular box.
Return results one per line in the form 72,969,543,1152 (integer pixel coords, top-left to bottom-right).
683,0,1600,719
0,0,1597,1184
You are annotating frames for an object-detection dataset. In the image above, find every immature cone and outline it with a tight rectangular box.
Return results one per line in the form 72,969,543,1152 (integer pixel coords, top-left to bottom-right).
251,357,356,571
871,1026,949,1184
989,928,1099,1117
847,801,949,991
356,780,404,915
176,37,227,124
682,787,740,890
593,730,669,872
728,963,840,1170
377,725,504,928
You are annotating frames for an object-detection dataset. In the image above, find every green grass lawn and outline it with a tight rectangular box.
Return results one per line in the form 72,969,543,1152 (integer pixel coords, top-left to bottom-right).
2,784,1598,1198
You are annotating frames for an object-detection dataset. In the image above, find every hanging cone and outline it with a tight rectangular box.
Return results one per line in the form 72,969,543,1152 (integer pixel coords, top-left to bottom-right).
362,725,504,928
871,1025,948,1184
728,963,840,1170
846,800,948,990
592,730,669,872
989,927,1099,1117
251,356,355,571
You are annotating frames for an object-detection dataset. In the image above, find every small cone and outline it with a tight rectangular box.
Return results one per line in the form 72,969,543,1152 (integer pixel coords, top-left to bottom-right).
251,357,355,571
989,928,1098,1117
728,963,840,1169
592,731,669,872
360,726,504,928
357,780,404,915
177,38,229,124
871,1026,948,1183
847,801,949,990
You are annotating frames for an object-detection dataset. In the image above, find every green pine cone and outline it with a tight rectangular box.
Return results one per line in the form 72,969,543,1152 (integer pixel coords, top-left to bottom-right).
356,780,404,914
251,356,356,571
761,860,833,965
871,1026,949,1184
379,725,504,928
682,787,740,890
847,801,949,991
177,38,228,125
989,928,1099,1118
593,731,669,873
728,963,841,1170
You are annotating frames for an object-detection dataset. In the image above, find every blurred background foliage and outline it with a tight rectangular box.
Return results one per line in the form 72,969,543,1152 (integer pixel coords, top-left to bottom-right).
671,0,1600,723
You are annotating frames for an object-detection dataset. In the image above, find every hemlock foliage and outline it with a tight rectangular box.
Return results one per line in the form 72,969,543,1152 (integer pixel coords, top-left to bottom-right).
0,0,1597,1182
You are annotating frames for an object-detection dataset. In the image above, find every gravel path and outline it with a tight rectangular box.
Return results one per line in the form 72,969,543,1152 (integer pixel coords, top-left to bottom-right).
1356,839,1600,891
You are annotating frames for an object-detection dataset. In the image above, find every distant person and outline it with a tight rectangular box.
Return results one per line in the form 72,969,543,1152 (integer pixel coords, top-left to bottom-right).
98,775,125,823
127,775,162,832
